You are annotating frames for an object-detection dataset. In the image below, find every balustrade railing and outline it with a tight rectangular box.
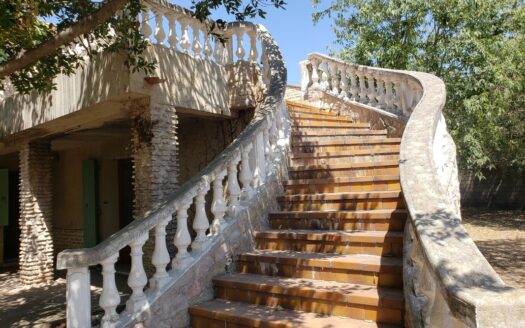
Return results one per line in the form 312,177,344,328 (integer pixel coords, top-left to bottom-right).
57,3,287,327
299,53,525,327
300,53,423,118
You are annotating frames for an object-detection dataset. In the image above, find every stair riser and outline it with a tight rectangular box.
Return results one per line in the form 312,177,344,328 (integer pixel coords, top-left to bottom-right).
237,262,403,288
289,167,399,179
284,181,401,194
292,123,368,130
215,287,403,325
255,239,403,256
292,144,399,153
269,218,406,231
292,136,388,144
291,155,399,165
278,198,405,211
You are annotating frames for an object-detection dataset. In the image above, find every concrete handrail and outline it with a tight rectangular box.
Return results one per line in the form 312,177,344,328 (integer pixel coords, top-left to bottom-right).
300,53,525,327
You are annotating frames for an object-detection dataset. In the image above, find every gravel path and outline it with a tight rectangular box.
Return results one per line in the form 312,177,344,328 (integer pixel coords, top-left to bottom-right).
462,208,525,289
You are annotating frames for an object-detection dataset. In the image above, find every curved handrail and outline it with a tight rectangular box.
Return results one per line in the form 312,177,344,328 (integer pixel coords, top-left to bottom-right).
300,53,525,327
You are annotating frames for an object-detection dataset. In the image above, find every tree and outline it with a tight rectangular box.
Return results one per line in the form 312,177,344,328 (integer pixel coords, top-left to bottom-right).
313,0,525,177
0,0,285,94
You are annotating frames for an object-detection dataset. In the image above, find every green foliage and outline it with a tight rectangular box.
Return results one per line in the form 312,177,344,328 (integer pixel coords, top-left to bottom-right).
0,0,285,94
314,0,525,178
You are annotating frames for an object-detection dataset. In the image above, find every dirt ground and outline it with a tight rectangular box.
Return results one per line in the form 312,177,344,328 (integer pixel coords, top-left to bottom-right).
462,208,525,289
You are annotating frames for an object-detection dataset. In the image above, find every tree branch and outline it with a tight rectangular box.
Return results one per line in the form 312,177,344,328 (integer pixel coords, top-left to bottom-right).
0,0,128,80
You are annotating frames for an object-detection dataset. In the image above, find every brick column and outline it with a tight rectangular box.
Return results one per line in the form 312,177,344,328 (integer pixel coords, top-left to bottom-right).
19,142,54,285
131,99,179,261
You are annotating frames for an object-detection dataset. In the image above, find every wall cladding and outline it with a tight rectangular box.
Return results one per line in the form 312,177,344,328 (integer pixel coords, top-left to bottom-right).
460,168,525,209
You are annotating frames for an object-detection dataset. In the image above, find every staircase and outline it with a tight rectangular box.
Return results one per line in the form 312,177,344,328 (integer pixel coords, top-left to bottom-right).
189,94,407,327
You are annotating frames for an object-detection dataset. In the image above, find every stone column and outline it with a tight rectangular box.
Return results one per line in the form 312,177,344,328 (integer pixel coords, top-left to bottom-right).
19,141,54,285
131,99,179,262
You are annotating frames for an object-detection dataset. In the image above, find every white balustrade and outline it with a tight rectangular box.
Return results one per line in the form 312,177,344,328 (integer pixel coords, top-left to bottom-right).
192,180,211,250
172,198,193,270
248,30,258,62
211,169,228,234
339,64,348,99
100,254,120,327
151,215,171,289
235,30,246,61
141,9,153,39
240,143,255,202
126,233,149,313
191,22,202,58
330,62,339,95
166,12,178,49
153,8,166,45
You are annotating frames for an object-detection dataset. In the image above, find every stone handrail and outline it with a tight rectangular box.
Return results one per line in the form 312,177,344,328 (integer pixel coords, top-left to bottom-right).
300,54,525,327
300,53,422,120
56,4,287,326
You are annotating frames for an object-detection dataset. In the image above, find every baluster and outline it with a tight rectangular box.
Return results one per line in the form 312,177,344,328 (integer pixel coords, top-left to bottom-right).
240,143,255,202
331,62,340,95
261,46,270,86
140,8,153,40
213,37,225,64
357,69,367,103
311,58,320,90
269,112,279,154
226,32,234,64
191,21,203,58
172,198,193,270
151,215,171,290
66,267,91,327
254,132,266,185
248,30,258,62
384,75,394,110
263,119,271,161
320,60,330,91
126,233,148,313
349,66,359,101
376,74,386,108
192,180,211,250
203,32,213,59
153,8,166,46
211,169,228,234
339,64,348,99
99,254,120,327
300,60,310,95
235,29,246,61
179,17,191,54
392,77,402,112
368,72,378,105
166,13,178,49
227,154,242,218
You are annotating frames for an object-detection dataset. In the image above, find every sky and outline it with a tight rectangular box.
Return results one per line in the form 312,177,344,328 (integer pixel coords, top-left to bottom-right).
176,1,338,85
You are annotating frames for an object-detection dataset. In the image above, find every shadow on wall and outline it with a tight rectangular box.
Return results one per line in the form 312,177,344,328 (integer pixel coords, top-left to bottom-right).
460,167,525,209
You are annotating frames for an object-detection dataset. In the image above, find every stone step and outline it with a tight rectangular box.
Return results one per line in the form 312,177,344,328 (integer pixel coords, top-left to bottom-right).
255,230,403,256
287,100,340,115
190,299,400,328
291,130,387,137
291,148,400,159
213,273,404,324
283,175,400,194
269,210,407,231
237,250,403,287
278,191,405,212
290,154,399,166
292,138,400,153
288,161,399,179
291,121,369,128
289,112,354,122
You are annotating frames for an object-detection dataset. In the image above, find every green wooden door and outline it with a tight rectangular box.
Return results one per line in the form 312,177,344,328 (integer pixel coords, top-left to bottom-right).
0,169,9,226
82,159,99,248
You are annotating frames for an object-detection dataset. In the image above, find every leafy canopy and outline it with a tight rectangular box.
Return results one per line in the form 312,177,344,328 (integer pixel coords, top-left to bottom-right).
0,0,285,94
313,0,525,177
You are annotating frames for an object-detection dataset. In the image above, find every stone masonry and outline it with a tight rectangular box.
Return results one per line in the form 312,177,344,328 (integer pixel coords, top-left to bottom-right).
18,141,54,286
131,98,179,262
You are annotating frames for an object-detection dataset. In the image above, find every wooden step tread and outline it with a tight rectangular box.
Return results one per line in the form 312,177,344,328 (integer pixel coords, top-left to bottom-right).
278,191,402,202
255,230,403,243
269,209,408,220
292,148,399,159
190,300,399,328
239,250,402,272
214,273,404,309
292,138,401,147
289,161,399,172
284,175,400,186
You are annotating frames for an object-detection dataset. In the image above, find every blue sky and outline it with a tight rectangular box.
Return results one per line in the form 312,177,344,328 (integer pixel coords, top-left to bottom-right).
176,1,338,85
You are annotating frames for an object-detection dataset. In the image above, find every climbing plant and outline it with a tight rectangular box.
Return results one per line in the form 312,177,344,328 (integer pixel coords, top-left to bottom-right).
0,0,285,94
313,0,525,178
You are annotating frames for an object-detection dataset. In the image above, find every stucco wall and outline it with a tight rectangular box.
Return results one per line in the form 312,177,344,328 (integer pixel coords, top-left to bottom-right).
460,168,525,209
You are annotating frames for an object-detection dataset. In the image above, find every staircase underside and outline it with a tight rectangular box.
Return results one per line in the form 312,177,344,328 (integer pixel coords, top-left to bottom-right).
189,88,406,327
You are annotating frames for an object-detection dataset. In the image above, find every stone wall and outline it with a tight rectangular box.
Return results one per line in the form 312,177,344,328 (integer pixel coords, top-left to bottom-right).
53,228,83,255
460,168,525,209
18,142,54,285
